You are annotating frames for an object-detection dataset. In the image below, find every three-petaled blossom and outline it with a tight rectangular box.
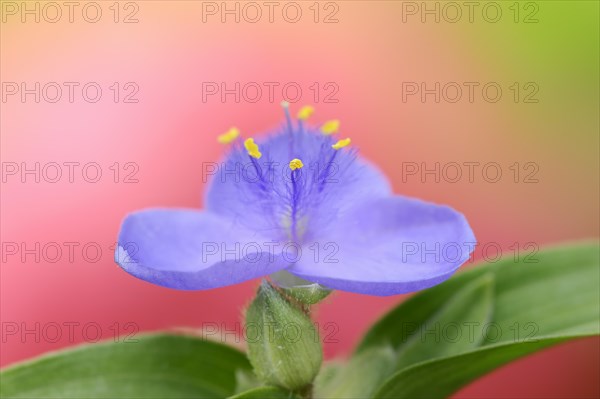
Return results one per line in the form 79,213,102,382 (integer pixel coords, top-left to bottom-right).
115,105,475,296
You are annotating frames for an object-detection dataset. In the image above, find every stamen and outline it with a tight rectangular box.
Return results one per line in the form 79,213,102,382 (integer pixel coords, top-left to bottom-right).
289,158,304,243
281,101,294,135
217,127,240,144
297,106,315,121
319,138,351,192
289,158,304,171
282,101,296,158
332,138,351,150
243,138,267,190
321,120,340,135
319,151,338,192
244,138,262,159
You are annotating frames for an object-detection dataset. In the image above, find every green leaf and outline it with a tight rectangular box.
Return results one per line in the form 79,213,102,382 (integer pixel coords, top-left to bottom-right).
229,386,299,399
0,333,252,399
314,346,396,399
373,336,584,399
359,242,599,352
360,242,600,398
357,262,493,355
395,273,494,369
312,361,344,396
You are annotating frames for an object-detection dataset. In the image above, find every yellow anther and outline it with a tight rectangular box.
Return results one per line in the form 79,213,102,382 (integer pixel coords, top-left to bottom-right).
217,127,240,144
297,106,315,121
289,158,304,170
332,138,351,150
321,120,340,135
244,138,262,159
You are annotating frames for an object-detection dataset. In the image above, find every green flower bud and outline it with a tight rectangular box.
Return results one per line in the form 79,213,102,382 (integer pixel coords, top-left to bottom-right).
246,281,322,391
283,284,332,305
271,271,332,305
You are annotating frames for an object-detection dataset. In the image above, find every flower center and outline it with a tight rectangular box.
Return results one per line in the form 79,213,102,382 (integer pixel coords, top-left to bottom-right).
216,102,353,245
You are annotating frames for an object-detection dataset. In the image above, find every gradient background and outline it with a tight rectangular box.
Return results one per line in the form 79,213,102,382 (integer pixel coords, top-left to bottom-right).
1,1,599,397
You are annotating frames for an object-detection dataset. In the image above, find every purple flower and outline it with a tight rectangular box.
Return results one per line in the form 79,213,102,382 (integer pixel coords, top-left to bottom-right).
115,105,475,296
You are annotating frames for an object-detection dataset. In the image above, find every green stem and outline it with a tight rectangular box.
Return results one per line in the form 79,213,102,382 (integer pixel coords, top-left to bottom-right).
297,383,313,399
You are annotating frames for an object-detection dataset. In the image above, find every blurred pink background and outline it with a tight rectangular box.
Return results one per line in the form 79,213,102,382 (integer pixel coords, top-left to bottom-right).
1,1,598,398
